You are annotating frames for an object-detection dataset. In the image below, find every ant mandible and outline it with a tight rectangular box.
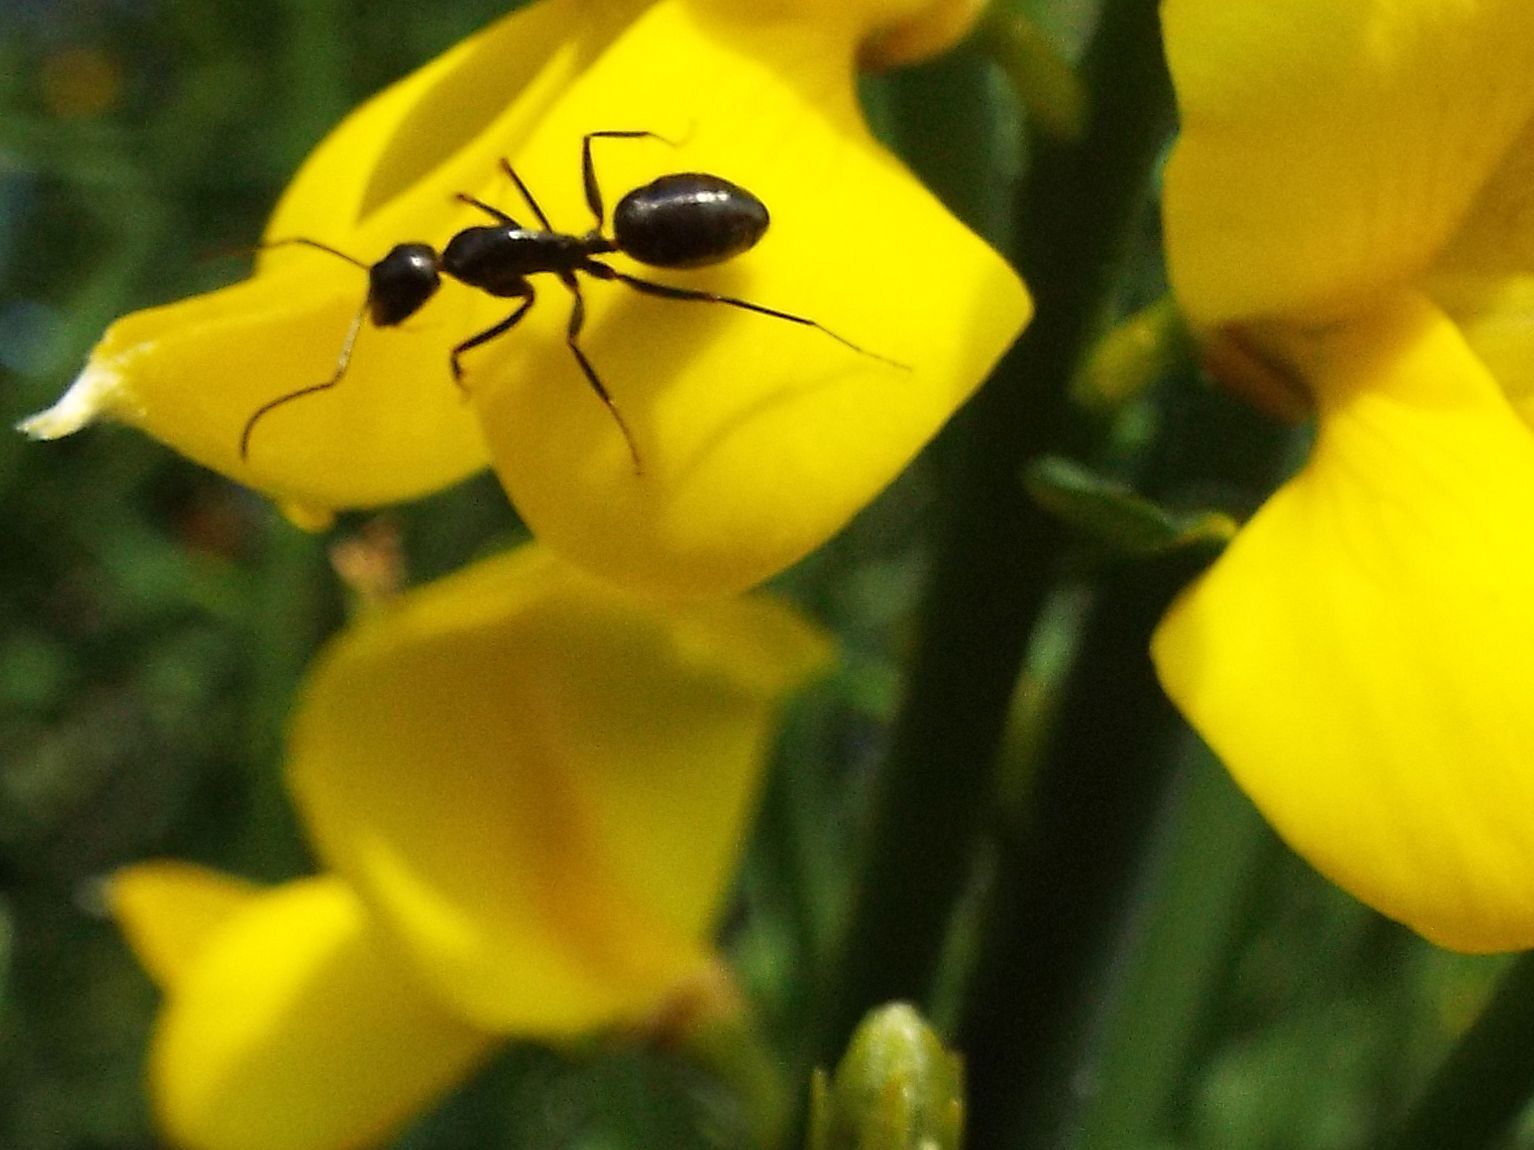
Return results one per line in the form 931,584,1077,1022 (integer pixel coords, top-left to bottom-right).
240,130,899,473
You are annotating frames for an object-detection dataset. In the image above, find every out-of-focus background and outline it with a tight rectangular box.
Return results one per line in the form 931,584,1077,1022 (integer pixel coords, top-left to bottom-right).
0,3,1515,1150
3,6,924,1146
0,5,556,1147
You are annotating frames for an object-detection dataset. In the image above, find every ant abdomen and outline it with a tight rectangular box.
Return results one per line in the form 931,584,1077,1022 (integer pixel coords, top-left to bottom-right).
613,174,769,269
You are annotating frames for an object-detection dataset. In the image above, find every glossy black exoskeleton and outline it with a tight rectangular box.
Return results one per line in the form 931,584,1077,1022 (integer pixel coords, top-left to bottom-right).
611,173,769,267
240,130,892,471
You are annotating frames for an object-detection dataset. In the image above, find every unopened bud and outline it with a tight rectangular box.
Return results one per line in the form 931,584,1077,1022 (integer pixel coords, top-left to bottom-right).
1072,296,1192,413
809,1003,964,1150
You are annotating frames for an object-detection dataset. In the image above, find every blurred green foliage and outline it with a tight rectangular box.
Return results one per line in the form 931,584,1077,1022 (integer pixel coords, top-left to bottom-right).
0,3,1520,1150
0,4,523,1147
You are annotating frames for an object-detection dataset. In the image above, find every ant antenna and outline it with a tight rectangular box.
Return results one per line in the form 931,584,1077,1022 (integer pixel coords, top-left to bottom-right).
257,237,371,270
239,301,369,461
238,237,375,461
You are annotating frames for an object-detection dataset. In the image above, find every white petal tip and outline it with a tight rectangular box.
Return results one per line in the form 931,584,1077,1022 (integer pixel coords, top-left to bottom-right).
16,363,121,441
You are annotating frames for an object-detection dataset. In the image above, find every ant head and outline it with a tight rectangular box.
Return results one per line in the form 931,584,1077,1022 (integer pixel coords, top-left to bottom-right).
368,243,442,326
613,174,770,269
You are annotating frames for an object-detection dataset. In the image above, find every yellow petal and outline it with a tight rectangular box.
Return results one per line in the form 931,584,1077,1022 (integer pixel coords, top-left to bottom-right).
152,876,495,1150
691,0,972,43
285,546,832,1034
688,0,986,69
464,0,1029,595
1153,293,1534,951
1433,112,1534,279
110,862,260,990
266,0,650,244
1163,0,1534,325
267,0,612,239
23,0,651,514
25,0,1023,587
1427,271,1534,418
857,0,987,70
25,277,489,511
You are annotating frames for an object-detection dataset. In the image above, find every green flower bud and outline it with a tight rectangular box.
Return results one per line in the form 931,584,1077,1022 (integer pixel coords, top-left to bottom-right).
808,1003,964,1150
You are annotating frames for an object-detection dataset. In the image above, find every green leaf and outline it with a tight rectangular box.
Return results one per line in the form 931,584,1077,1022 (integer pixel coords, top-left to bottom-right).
1025,456,1238,556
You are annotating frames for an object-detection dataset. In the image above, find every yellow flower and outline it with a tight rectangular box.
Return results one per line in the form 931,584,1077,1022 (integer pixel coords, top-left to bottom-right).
112,545,832,1150
24,0,1028,596
286,544,830,1029
113,866,498,1150
1153,0,1534,950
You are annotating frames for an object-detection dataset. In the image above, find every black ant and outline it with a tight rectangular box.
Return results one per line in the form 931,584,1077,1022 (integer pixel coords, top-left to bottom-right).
241,130,900,472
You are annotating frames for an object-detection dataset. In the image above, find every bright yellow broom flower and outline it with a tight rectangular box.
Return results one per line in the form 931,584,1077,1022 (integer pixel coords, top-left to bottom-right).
1152,0,1534,950
112,545,831,1150
113,866,499,1150
23,0,1028,596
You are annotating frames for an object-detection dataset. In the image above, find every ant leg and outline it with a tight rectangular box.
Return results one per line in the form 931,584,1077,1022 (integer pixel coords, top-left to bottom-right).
240,299,369,461
580,131,677,230
449,289,535,387
587,262,910,369
454,192,520,227
561,273,642,475
257,236,371,270
497,159,554,232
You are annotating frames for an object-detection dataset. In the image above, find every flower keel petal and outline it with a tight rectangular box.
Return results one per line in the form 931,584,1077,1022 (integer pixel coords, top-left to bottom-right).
148,876,494,1150
286,546,832,1033
1154,295,1534,950
1163,0,1534,324
111,862,260,990
465,0,1029,595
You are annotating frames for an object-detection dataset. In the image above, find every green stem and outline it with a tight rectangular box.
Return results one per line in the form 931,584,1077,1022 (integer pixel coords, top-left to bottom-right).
1379,950,1534,1150
1073,749,1275,1150
817,0,1173,1055
955,544,1204,1150
954,345,1303,1150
